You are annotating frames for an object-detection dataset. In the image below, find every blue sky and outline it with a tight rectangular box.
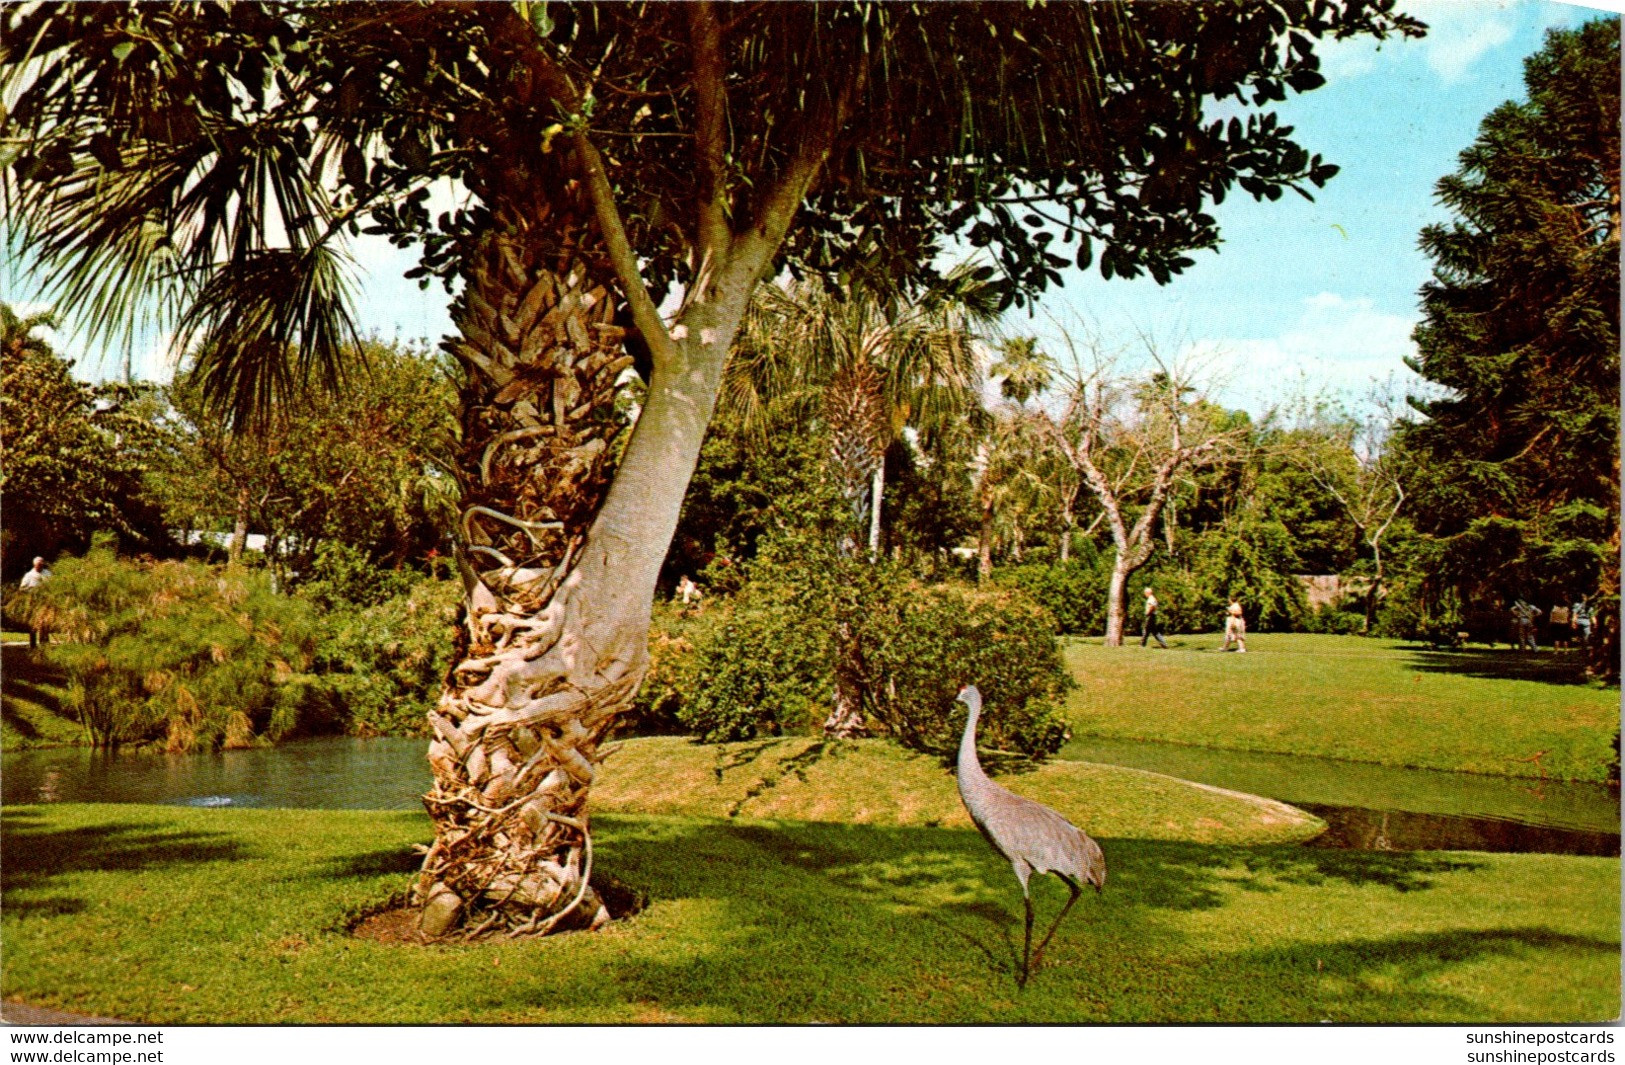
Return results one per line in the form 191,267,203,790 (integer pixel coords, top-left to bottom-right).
1035,0,1614,412
6,0,1616,415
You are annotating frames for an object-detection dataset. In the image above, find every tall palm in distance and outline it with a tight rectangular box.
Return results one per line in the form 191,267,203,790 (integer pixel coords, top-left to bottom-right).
723,264,1000,556
723,266,998,736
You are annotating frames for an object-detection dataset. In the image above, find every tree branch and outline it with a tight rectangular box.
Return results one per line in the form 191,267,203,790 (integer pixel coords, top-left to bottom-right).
728,53,868,279
571,129,677,371
687,0,731,263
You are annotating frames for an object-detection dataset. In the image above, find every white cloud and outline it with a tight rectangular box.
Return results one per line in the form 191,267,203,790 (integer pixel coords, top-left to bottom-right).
1412,1,1517,83
1316,0,1522,86
1183,292,1424,413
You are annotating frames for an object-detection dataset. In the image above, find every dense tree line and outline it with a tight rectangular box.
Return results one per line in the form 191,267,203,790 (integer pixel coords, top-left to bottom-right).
1399,19,1619,673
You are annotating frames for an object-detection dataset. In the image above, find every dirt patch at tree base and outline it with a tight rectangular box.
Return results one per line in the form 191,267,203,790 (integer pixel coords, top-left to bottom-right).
349,877,647,945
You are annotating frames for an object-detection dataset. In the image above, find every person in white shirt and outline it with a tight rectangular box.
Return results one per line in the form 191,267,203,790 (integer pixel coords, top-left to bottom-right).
18,557,50,648
1223,598,1247,653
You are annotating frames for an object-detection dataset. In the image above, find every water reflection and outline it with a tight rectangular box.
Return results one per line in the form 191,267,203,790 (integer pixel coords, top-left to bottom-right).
1064,735,1620,835
1302,804,1620,857
1,737,430,810
4,734,1620,856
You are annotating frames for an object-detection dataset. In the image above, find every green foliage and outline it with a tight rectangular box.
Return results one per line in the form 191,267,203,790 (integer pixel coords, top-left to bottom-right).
30,541,323,750
672,538,1071,760
0,304,170,575
311,577,462,738
997,560,1110,636
1301,603,1366,636
158,338,457,581
1400,19,1620,671
300,541,419,611
854,579,1073,761
623,604,705,737
672,549,836,743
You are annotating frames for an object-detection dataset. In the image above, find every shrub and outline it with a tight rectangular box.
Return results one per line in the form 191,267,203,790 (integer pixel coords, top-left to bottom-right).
33,541,323,750
624,602,709,737
674,548,835,742
671,537,1072,760
1301,602,1366,635
854,580,1073,759
312,576,462,737
299,541,419,611
996,560,1109,635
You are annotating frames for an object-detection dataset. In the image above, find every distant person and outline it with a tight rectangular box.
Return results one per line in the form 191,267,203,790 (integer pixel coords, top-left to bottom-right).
1549,601,1571,649
1510,599,1541,651
1223,598,1247,653
1140,587,1168,649
19,557,50,649
677,575,700,609
1572,596,1593,649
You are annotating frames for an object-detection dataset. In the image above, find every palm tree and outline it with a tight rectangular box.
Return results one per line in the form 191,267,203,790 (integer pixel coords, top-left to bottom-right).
724,269,997,736
725,266,999,557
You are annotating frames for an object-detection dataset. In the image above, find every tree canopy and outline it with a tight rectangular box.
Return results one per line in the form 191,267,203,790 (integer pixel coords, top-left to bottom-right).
5,1,1422,422
1402,18,1619,612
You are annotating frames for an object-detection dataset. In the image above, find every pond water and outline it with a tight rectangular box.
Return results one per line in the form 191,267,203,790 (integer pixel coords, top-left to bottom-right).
2,734,1618,856
1063,735,1619,855
1,737,431,811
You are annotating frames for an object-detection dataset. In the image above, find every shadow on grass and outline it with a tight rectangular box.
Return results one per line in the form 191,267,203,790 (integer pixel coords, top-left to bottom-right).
2,647,72,740
598,819,1499,999
315,847,421,881
549,817,1606,1020
1,808,253,916
1402,646,1598,686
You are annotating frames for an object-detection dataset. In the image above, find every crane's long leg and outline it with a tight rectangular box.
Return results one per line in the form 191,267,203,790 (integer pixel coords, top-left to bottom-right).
1019,892,1034,989
1029,877,1082,975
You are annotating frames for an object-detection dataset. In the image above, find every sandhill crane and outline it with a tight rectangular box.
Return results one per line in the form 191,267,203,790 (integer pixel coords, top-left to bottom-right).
955,684,1105,987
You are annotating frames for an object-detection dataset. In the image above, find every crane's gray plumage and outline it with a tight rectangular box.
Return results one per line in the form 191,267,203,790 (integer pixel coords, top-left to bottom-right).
956,684,1104,986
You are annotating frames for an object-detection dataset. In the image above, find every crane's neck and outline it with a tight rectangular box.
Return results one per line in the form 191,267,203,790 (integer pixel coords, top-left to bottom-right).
958,702,988,787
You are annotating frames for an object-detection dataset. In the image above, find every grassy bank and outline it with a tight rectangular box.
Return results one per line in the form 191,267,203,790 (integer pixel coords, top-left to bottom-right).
1062,634,1620,782
0,648,83,749
3,803,1616,1023
593,737,1319,845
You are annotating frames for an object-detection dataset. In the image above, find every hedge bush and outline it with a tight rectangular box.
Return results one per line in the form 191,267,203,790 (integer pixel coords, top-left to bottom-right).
996,559,1109,635
311,576,462,737
669,538,1072,759
26,540,324,750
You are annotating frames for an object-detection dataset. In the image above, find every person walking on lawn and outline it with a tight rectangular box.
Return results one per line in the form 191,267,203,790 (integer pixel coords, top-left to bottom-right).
1223,598,1247,653
18,557,51,649
1510,598,1541,651
1141,587,1168,649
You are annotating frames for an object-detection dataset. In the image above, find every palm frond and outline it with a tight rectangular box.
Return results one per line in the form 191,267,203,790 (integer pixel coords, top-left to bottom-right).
181,244,361,431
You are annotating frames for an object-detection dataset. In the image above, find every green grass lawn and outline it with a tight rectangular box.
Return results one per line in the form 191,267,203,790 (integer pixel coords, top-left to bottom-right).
1062,634,1620,782
592,736,1320,845
2,803,1616,1023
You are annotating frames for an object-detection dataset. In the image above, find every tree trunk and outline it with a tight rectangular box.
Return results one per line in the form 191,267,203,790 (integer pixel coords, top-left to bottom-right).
416,194,754,938
228,488,250,564
824,618,868,737
867,460,884,559
978,497,994,583
1104,558,1130,645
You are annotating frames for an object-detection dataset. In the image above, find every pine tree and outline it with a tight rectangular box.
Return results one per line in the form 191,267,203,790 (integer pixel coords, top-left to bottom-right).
1403,19,1620,672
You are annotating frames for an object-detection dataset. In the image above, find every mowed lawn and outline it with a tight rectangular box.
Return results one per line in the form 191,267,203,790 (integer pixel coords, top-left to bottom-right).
1062,634,1620,782
2,803,1616,1024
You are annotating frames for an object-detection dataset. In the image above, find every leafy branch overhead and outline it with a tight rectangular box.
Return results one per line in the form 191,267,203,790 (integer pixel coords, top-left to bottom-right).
4,1,1425,421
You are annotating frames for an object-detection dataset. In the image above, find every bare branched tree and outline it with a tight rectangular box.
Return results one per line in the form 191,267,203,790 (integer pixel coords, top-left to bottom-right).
1041,331,1246,644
